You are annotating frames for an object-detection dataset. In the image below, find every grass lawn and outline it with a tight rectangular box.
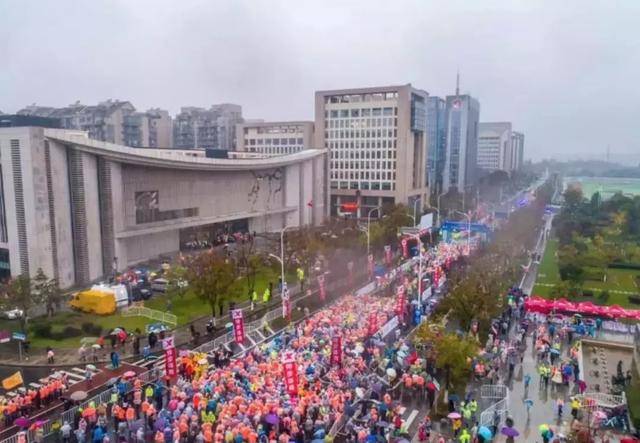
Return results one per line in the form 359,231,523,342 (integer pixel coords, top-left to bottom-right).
533,237,640,307
0,265,297,350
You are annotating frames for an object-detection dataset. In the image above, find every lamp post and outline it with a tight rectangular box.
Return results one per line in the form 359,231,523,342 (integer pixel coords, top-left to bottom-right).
407,233,425,307
454,210,472,254
276,225,294,293
365,207,381,256
437,192,447,228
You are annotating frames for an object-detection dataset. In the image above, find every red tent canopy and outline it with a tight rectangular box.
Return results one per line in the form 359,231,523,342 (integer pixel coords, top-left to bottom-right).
526,296,640,320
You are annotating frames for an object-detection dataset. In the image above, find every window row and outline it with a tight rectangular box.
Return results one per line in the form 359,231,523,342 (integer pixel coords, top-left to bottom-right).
327,118,396,128
247,137,304,146
329,140,397,150
326,129,396,139
325,92,398,104
330,170,396,180
331,160,396,170
330,181,395,191
330,149,397,160
248,146,300,154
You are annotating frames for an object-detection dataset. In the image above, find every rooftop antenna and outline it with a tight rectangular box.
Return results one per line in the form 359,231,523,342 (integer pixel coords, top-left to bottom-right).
455,70,460,96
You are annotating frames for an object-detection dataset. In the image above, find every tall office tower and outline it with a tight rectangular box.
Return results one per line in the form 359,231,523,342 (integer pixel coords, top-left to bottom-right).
477,122,513,173
511,131,525,170
235,121,314,157
315,84,429,218
443,77,480,192
426,96,447,195
173,104,243,150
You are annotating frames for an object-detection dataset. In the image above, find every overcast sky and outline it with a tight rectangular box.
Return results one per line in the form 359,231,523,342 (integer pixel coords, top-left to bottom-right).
1,0,639,162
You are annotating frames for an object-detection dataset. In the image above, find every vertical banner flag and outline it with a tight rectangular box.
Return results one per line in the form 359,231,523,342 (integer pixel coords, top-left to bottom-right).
317,274,326,301
231,309,245,344
367,254,375,277
433,267,440,288
384,245,392,266
401,239,409,258
395,285,406,316
165,346,178,378
330,335,342,366
367,312,378,336
282,358,299,396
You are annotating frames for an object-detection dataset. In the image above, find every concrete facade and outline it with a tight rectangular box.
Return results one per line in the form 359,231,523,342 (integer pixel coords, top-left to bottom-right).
314,85,429,218
0,127,326,288
511,131,525,170
477,122,513,173
235,121,314,157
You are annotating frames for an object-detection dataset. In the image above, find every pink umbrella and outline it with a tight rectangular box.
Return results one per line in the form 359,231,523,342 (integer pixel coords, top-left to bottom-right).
577,301,600,316
604,304,627,319
552,298,576,313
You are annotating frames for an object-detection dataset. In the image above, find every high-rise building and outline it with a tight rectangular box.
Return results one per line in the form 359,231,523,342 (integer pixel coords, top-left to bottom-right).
235,121,314,157
443,93,480,192
511,131,525,170
16,100,175,148
477,122,512,173
426,97,447,195
173,104,243,150
315,84,429,218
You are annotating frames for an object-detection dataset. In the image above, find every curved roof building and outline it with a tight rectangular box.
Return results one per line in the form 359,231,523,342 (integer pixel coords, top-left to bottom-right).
0,127,326,288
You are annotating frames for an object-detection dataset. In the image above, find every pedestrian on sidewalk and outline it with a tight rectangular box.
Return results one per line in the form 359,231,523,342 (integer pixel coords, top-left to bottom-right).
46,347,55,364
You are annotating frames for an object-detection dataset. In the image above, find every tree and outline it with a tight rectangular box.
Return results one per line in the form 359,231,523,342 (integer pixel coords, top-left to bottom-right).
414,322,478,391
563,187,584,209
182,251,241,318
32,268,62,317
368,203,413,248
0,275,43,333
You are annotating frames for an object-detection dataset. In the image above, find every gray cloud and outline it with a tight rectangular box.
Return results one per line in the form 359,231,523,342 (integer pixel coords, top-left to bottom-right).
1,0,639,161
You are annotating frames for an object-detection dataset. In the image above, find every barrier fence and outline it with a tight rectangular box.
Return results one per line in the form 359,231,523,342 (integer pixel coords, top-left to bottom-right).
121,306,178,326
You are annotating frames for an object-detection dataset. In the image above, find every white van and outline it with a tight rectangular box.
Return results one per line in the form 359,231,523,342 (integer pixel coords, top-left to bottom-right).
91,283,129,308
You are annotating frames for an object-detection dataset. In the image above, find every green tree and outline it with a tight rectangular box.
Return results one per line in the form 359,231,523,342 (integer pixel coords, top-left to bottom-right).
182,251,241,318
0,274,43,333
32,268,62,317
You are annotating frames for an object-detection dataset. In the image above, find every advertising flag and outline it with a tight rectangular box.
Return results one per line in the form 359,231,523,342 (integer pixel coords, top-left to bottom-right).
231,309,245,344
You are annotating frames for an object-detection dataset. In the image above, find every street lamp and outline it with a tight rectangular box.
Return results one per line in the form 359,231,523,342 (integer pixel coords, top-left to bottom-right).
412,198,421,227
454,210,472,254
437,192,447,227
364,207,382,256
406,233,425,307
272,225,294,294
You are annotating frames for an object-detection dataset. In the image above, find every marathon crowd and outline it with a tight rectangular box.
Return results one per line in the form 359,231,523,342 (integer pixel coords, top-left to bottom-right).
13,242,466,443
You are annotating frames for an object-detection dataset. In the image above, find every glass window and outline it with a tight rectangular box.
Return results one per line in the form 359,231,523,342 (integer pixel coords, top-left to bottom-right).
362,108,370,116
289,138,296,144
372,108,382,117
297,138,303,144
330,110,338,118
340,110,349,118
383,107,393,116
351,109,360,117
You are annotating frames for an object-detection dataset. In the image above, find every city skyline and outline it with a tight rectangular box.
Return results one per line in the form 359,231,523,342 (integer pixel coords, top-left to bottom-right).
2,1,640,162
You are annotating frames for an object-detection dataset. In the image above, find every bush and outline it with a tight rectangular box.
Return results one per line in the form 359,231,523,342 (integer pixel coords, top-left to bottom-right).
584,269,605,282
598,290,610,303
81,322,102,336
608,262,640,270
629,295,640,305
51,326,82,340
32,323,52,338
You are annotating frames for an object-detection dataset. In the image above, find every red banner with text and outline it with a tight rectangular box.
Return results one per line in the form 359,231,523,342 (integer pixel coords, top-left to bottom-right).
282,359,299,396
395,285,406,316
231,309,245,344
165,346,177,378
330,336,342,366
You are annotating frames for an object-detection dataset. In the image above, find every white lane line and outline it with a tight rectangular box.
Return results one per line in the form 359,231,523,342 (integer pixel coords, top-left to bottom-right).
405,409,419,430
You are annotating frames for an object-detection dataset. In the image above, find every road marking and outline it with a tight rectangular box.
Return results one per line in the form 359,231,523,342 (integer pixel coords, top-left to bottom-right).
405,409,419,430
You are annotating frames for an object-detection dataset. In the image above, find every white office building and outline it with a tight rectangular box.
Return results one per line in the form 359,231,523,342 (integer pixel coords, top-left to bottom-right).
477,122,513,172
235,121,314,157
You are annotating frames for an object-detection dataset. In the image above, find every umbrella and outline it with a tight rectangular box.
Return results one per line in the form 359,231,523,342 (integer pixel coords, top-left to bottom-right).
501,426,520,437
85,364,97,371
92,344,101,349
110,327,124,335
14,417,31,428
524,399,534,408
478,426,493,440
264,413,279,425
386,368,397,379
70,390,88,401
447,412,461,419
123,370,136,378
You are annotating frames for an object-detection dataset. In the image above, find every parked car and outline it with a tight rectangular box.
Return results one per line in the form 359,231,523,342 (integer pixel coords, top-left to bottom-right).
151,278,168,293
0,308,23,320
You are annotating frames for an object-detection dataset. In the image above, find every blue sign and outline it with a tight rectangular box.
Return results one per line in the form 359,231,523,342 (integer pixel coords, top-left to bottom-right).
12,332,26,341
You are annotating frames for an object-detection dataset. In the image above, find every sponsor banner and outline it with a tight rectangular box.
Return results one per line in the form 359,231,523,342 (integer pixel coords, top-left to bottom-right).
330,335,342,366
231,309,245,344
317,274,326,301
384,245,392,266
367,312,378,336
282,359,299,396
161,336,175,350
165,347,178,378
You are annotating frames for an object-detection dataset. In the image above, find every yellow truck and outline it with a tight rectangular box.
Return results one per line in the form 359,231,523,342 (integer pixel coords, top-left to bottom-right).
69,284,129,315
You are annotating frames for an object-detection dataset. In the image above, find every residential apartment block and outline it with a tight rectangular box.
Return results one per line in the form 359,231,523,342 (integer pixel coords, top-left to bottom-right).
173,104,243,150
315,84,429,218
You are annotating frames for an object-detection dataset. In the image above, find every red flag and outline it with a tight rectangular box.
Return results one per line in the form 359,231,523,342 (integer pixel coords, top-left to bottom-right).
395,285,406,316
231,309,245,344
